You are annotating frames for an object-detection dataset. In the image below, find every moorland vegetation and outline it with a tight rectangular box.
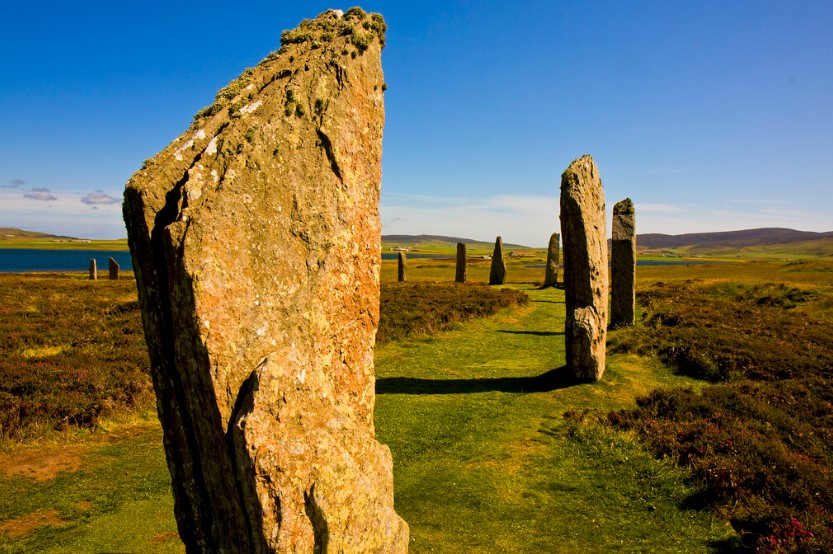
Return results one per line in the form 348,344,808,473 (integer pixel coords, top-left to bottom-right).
0,253,831,552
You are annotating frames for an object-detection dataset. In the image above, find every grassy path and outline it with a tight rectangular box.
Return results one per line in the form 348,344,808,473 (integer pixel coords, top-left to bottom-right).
375,284,735,552
0,283,736,552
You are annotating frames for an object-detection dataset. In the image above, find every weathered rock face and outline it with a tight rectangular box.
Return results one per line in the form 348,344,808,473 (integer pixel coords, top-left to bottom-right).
455,243,467,283
123,9,407,553
88,258,97,280
611,198,636,328
489,236,506,285
397,252,407,282
108,257,120,280
543,232,560,287
560,155,608,381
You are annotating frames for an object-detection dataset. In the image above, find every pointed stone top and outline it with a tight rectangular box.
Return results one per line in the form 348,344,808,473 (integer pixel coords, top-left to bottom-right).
612,198,635,240
561,154,599,190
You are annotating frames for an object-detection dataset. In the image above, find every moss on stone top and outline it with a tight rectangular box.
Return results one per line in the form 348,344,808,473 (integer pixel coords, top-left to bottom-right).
279,8,386,53
191,8,385,126
615,198,635,215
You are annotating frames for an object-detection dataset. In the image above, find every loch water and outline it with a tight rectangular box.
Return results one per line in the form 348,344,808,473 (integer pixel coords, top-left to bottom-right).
0,249,134,273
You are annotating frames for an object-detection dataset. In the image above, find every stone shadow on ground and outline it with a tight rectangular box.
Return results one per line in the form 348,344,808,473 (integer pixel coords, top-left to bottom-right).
496,329,564,337
376,366,579,395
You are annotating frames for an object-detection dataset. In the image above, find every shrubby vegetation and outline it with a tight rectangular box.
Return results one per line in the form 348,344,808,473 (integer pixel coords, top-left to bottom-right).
0,275,525,438
608,273,833,552
377,282,528,343
0,275,152,439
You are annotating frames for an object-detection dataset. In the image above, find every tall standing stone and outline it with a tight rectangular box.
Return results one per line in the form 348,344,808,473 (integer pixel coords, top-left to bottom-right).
489,236,506,285
611,198,636,328
88,258,97,280
455,242,467,283
122,10,407,553
543,232,560,287
560,155,608,381
397,251,407,282
108,257,120,280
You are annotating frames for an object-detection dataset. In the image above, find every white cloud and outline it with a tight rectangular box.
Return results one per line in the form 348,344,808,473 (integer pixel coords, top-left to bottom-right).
381,193,559,247
0,189,125,239
81,190,120,205
23,187,57,201
383,192,832,243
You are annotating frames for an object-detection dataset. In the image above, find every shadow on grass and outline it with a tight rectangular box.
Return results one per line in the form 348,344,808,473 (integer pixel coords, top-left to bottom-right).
376,366,580,395
496,329,563,337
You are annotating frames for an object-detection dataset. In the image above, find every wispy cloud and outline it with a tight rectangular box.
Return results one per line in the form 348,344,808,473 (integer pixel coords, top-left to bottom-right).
4,178,26,188
0,188,125,239
24,187,57,201
634,203,687,214
382,192,832,242
381,193,559,247
81,190,119,205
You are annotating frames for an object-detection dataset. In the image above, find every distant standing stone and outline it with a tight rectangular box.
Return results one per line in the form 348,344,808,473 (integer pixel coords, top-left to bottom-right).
611,198,636,327
397,252,407,282
489,236,506,285
455,243,467,283
88,258,97,280
108,257,120,280
543,232,560,287
560,154,608,381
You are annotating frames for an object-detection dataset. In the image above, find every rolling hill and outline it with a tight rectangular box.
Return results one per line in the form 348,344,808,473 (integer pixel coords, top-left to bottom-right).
382,234,532,251
636,228,833,257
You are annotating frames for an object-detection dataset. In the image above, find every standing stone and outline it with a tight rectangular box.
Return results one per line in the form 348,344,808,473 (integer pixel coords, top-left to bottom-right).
560,154,608,381
108,257,120,280
88,258,97,280
543,232,560,287
397,251,407,282
611,198,636,328
489,236,506,285
123,10,407,553
455,243,466,283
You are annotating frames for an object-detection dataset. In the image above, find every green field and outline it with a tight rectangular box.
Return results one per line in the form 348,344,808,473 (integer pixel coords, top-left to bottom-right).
1,256,831,552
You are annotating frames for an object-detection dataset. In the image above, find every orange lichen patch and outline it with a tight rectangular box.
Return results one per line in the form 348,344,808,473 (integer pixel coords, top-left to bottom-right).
0,446,86,482
0,509,67,537
151,531,180,544
74,500,93,511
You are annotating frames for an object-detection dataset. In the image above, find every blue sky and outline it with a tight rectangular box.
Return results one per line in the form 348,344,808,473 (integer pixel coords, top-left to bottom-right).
1,1,831,246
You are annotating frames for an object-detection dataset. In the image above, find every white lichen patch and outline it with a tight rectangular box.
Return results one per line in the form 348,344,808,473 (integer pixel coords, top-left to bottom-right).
174,130,207,161
239,99,262,115
174,140,193,161
206,137,218,156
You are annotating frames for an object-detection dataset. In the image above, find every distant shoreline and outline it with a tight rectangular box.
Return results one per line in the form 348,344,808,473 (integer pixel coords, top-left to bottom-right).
0,239,129,251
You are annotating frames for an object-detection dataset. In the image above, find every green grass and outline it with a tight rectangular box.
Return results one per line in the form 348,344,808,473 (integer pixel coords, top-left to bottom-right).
0,271,738,551
375,285,734,552
0,239,128,251
0,415,181,553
